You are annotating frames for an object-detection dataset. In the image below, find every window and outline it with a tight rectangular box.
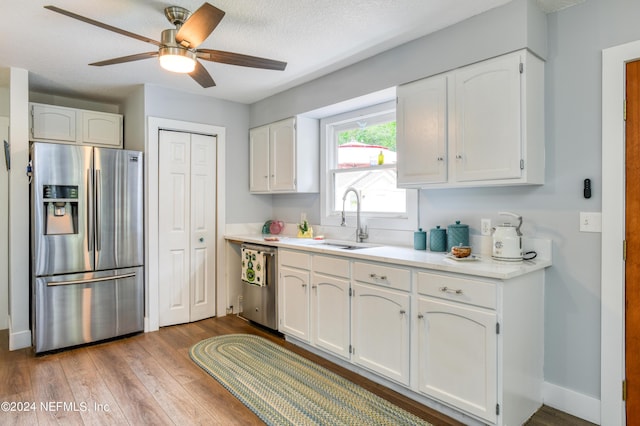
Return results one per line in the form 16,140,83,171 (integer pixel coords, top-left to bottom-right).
320,101,417,231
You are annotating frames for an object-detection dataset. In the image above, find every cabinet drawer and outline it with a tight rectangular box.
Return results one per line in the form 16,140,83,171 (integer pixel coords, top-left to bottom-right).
313,255,349,278
353,262,411,292
279,250,310,269
417,272,496,309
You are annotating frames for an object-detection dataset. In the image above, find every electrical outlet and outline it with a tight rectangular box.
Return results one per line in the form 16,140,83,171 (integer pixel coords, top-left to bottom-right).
481,218,492,236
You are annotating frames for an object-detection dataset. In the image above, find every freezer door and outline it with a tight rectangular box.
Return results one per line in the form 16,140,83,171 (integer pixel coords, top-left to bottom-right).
33,267,144,353
94,148,144,270
31,143,94,276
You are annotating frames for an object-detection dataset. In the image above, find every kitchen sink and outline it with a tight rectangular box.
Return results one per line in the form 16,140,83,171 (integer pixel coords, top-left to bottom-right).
318,240,379,250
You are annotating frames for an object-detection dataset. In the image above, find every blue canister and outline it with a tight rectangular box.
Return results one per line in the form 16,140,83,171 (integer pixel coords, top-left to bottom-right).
414,228,427,250
447,220,469,252
429,226,447,252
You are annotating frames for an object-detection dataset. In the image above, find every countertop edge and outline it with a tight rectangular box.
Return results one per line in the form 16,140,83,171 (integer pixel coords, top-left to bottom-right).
225,234,551,281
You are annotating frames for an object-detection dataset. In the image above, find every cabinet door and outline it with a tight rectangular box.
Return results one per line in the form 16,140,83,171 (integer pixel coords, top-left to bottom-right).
249,125,270,192
311,272,350,359
269,118,296,191
453,52,522,182
351,283,410,385
417,296,497,423
31,104,77,142
279,265,310,341
82,111,122,147
397,74,448,186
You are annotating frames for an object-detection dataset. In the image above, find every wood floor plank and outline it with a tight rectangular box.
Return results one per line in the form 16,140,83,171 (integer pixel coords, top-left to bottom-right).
29,356,84,425
87,341,173,425
58,347,129,426
0,320,592,426
116,339,215,424
0,390,39,426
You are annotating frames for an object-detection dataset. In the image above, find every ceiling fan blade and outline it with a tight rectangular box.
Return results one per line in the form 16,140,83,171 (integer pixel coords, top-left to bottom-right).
190,61,216,88
196,49,287,71
44,5,161,47
89,52,158,67
176,3,225,49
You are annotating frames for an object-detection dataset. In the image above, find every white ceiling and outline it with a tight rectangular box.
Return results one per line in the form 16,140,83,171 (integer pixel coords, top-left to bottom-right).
2,1,580,105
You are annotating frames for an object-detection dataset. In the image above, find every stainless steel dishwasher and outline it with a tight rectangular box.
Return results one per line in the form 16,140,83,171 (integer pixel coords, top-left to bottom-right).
240,243,277,330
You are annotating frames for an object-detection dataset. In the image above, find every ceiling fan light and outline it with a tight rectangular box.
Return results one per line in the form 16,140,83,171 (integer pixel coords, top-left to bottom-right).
159,47,196,73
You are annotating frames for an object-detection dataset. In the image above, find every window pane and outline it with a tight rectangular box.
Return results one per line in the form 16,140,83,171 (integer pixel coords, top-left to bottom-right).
337,122,397,169
334,168,406,214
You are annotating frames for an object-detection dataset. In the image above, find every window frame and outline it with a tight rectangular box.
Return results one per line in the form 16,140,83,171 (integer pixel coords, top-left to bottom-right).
320,101,417,231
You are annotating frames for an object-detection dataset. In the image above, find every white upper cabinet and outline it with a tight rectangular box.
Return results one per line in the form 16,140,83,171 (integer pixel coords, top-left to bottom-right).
397,49,544,188
249,116,319,193
81,111,123,147
30,103,123,147
30,104,77,142
397,74,448,185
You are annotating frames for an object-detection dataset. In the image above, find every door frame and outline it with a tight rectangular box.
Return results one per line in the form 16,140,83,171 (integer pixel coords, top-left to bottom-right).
146,117,226,332
602,39,640,425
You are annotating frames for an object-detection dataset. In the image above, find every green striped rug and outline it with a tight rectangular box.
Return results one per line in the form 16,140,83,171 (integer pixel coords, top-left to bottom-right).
190,334,431,426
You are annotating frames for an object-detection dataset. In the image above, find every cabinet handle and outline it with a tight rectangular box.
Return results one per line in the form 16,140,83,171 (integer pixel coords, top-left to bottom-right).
312,285,317,289
439,286,463,295
456,154,462,159
369,273,387,280
418,314,424,319
400,310,406,315
302,284,307,288
437,156,444,161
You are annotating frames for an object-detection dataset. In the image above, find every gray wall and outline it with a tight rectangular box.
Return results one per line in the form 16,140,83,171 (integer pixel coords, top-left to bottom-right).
246,0,640,399
141,84,272,223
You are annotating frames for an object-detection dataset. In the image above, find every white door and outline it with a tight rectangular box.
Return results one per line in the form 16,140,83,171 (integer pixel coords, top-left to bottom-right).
453,52,522,182
351,283,411,385
158,130,216,326
269,118,296,191
0,117,8,329
397,74,448,186
249,125,270,192
417,296,497,423
278,265,310,341
312,272,350,359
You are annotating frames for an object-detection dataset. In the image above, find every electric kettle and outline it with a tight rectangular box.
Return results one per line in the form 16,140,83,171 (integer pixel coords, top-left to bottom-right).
492,212,523,261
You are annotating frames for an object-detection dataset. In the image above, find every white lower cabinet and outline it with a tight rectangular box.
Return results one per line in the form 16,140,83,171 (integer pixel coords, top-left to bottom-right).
277,249,544,425
311,255,350,359
278,250,311,342
417,296,497,423
351,282,410,385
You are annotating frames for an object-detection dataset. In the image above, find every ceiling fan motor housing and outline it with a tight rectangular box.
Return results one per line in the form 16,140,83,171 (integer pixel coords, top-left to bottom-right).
164,6,192,27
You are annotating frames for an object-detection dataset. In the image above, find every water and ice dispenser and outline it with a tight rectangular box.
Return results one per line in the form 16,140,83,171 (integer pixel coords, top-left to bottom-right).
43,184,79,235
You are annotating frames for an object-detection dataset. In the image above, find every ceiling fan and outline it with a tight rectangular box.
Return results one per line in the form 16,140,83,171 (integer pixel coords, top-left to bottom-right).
44,3,287,88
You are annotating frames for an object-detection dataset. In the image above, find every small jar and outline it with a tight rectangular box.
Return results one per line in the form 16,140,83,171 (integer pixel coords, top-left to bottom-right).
414,228,427,250
429,226,447,252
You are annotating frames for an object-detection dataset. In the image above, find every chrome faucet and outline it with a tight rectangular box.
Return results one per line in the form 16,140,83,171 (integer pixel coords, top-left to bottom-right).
341,187,368,243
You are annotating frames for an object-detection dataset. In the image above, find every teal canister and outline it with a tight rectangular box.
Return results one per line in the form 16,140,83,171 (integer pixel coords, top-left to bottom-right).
447,220,469,252
414,228,427,250
429,226,447,252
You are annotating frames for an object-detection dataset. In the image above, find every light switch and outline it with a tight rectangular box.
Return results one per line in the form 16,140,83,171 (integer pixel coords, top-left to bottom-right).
579,212,602,233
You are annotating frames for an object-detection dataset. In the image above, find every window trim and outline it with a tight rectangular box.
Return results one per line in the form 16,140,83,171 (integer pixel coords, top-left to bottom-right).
320,101,417,231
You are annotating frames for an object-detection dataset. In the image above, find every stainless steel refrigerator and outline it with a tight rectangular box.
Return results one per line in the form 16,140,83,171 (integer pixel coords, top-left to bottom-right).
30,142,144,353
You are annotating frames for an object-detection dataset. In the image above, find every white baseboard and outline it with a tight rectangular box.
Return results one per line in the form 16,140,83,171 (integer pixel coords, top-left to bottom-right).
543,381,600,424
9,329,31,350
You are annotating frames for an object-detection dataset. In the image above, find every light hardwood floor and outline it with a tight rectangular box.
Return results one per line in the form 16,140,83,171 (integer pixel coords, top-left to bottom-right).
0,315,594,425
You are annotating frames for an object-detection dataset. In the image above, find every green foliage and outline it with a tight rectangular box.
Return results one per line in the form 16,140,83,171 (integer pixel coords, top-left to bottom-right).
337,121,396,151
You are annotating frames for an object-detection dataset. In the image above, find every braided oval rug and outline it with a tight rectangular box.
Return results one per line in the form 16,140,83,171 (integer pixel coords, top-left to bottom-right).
190,334,432,426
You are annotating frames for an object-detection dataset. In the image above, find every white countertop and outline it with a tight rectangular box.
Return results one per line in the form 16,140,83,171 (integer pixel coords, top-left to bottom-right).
225,234,552,280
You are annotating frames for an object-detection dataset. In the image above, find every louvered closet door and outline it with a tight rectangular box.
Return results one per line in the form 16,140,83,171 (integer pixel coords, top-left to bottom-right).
158,130,216,326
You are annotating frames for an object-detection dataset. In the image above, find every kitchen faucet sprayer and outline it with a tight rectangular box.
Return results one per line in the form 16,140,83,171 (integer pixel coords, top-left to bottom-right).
341,187,368,243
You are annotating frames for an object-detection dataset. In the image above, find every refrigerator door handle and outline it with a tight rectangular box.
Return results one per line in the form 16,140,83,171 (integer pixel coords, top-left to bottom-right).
95,169,101,251
47,272,137,287
87,168,94,252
